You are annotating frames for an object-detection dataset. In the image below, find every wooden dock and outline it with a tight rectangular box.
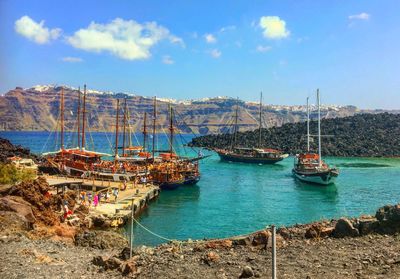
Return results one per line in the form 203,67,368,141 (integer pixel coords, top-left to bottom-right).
42,174,160,225
90,184,160,218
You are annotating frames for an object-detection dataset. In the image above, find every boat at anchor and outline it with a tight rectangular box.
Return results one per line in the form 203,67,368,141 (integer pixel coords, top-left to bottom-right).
216,93,288,164
292,90,339,185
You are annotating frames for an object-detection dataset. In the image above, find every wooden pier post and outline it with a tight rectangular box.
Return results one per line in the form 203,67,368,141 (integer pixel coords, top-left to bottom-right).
130,198,134,258
272,225,277,279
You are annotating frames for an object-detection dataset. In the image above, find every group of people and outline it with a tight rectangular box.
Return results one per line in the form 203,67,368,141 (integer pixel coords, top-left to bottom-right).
79,188,119,207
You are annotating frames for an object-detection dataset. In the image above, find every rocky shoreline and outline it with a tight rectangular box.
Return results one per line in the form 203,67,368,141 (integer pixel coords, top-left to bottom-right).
1,177,400,278
0,137,38,163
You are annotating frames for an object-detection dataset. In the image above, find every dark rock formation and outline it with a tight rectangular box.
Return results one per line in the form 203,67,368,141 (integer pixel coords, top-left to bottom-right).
0,137,37,163
333,218,359,238
190,113,400,157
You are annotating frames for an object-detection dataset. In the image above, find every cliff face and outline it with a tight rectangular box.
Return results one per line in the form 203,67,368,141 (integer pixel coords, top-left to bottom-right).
0,85,371,135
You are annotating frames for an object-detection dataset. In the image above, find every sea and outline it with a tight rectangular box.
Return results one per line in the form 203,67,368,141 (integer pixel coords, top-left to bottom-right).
1,131,400,246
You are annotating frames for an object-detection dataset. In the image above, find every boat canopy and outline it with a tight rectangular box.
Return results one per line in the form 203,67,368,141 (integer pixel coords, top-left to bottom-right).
124,146,143,151
298,153,319,160
42,148,111,158
256,148,280,153
234,147,281,153
160,153,178,160
138,151,151,158
115,156,147,162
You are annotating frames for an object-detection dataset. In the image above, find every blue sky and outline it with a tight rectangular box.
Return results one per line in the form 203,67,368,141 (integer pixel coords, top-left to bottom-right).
0,0,399,109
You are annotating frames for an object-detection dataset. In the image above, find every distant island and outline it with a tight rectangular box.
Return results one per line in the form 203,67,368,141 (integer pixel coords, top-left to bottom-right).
1,85,399,134
189,113,400,157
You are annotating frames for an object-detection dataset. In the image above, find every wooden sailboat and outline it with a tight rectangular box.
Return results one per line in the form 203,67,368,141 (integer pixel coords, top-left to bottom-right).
292,90,339,185
40,85,110,176
215,93,288,164
153,104,185,190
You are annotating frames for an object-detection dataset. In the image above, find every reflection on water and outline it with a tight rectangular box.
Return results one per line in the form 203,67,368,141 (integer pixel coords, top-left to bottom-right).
158,185,201,204
336,162,393,168
218,160,287,170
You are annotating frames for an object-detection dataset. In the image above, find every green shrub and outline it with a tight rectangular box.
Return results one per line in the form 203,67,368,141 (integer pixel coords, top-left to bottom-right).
0,164,36,185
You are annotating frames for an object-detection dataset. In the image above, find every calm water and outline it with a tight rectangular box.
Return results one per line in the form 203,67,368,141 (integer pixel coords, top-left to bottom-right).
2,131,400,246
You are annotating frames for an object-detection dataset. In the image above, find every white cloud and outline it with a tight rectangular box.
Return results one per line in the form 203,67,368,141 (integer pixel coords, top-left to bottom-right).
349,13,370,20
256,45,272,52
204,33,217,44
15,15,61,44
210,49,221,58
61,56,83,63
219,25,236,33
162,55,174,64
259,16,290,39
169,35,185,47
66,18,184,60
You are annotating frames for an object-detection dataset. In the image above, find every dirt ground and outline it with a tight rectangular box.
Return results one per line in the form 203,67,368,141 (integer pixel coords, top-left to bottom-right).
1,232,400,279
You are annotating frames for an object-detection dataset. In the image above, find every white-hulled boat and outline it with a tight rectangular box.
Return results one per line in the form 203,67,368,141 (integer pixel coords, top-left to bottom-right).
292,90,339,185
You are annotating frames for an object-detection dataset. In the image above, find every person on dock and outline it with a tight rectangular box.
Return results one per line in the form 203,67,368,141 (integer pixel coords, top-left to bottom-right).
87,192,93,207
113,188,119,202
140,176,147,186
97,192,102,205
122,179,127,191
80,191,86,206
93,194,99,207
105,190,111,202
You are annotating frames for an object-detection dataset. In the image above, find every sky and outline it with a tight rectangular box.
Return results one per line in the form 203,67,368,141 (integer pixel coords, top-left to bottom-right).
0,0,399,109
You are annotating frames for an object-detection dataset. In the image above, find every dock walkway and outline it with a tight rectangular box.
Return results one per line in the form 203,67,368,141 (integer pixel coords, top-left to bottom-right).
42,174,160,224
90,183,160,217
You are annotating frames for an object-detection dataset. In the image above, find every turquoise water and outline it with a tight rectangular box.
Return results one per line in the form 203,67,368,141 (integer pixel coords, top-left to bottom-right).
1,131,400,246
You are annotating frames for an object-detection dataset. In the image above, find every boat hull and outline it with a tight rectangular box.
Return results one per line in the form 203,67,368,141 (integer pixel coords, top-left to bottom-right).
292,169,338,185
184,175,201,185
159,180,184,190
217,152,285,164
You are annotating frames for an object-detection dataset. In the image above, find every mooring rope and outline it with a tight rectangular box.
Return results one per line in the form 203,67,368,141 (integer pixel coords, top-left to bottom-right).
131,216,174,242
130,214,265,245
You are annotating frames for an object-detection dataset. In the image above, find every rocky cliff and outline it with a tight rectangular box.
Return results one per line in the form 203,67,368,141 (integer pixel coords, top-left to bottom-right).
0,85,368,134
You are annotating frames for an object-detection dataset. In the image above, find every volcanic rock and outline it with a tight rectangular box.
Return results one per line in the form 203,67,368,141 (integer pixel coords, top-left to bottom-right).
333,218,359,238
240,266,254,278
75,230,128,250
0,195,36,224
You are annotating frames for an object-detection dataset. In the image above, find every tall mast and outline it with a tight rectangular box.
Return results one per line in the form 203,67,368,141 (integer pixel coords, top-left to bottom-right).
77,87,81,149
152,97,157,159
81,84,87,150
258,92,263,148
231,98,239,150
317,89,322,167
306,97,310,152
122,98,127,156
115,99,120,161
169,103,174,154
143,112,147,152
60,86,64,150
